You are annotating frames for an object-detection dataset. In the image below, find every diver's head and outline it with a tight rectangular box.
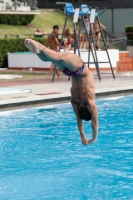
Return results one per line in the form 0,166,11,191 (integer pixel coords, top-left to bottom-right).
78,107,91,121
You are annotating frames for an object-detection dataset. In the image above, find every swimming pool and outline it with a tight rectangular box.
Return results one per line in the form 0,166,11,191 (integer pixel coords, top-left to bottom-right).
0,96,133,199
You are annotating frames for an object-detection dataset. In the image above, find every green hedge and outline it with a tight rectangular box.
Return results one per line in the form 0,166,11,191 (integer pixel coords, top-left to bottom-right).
0,15,35,25
0,38,46,68
125,25,133,40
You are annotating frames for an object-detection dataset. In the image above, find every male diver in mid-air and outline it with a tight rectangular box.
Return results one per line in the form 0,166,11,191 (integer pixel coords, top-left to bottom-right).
25,39,98,145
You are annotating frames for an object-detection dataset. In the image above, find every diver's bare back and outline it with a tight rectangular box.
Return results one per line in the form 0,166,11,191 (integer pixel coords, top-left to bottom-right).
71,66,95,106
78,66,95,104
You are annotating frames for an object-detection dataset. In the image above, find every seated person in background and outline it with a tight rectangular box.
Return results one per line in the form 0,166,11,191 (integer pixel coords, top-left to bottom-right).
63,28,74,50
93,18,106,50
34,28,47,38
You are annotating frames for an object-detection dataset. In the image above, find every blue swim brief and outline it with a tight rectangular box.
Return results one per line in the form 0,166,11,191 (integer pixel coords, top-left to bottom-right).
62,63,84,77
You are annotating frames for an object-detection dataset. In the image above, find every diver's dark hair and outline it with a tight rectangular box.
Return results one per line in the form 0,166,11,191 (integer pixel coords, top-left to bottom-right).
78,107,91,121
53,25,59,30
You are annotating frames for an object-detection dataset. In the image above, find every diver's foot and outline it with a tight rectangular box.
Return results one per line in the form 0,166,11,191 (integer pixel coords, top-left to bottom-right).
58,76,61,80
24,39,42,53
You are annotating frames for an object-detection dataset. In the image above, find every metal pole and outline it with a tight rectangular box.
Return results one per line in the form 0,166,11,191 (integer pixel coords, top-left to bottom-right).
112,8,114,34
52,64,56,82
73,23,80,57
59,14,68,51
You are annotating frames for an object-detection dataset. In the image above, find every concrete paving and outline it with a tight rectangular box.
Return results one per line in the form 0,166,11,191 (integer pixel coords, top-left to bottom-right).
0,73,133,110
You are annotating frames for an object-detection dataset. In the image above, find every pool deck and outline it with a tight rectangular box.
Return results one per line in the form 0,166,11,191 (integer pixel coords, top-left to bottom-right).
0,72,133,110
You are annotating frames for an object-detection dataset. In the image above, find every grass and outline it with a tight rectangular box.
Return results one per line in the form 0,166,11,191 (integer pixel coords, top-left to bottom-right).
0,9,74,37
32,10,73,33
0,24,32,35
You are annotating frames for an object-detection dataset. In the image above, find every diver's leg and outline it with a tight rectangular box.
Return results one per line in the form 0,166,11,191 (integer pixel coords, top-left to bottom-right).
25,39,83,71
37,52,49,62
25,39,63,63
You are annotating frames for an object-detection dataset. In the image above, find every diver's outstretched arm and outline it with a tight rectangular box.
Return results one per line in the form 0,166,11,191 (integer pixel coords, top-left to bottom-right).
87,101,98,144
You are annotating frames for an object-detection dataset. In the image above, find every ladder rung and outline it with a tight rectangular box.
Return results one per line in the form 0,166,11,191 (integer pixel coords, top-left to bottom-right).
97,62,111,63
84,62,111,64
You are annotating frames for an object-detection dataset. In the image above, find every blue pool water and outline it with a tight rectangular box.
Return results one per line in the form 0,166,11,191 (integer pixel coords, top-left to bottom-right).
0,96,133,200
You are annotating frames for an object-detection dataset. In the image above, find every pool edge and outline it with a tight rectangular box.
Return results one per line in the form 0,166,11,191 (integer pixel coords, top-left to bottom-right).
0,88,133,111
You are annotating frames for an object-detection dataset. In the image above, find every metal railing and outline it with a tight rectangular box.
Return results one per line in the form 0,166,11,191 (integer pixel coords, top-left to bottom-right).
0,31,128,39
0,34,49,38
0,33,69,39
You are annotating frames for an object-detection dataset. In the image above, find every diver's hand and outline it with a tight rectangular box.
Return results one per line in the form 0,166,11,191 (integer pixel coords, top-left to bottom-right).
81,136,89,146
87,139,95,145
81,136,95,145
